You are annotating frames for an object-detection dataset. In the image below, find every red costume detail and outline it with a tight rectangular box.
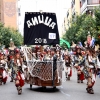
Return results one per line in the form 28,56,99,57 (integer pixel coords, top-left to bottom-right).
0,69,7,83
68,69,72,77
16,71,24,87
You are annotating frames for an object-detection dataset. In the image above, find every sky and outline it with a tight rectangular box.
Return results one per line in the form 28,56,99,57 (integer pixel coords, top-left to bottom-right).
18,0,71,37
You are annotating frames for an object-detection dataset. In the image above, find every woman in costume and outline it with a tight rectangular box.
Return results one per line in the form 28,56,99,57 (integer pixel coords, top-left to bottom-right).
0,52,8,85
14,51,25,95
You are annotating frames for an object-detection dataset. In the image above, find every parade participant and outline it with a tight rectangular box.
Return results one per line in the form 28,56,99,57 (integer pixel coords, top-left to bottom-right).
96,48,100,77
74,46,85,83
0,53,8,85
45,48,51,60
14,52,25,95
85,48,96,94
64,54,72,80
9,41,16,55
8,41,16,82
50,47,58,89
56,45,62,60
36,48,43,61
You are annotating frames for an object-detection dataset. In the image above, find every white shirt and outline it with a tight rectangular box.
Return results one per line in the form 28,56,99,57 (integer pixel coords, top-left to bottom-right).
17,59,21,66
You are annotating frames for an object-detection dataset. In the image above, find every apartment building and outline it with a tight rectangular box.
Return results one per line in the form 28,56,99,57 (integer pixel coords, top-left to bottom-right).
80,0,100,14
62,0,80,32
64,8,72,30
0,0,17,29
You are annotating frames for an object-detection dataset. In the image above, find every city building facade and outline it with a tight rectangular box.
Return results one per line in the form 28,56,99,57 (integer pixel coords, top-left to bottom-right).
0,0,17,29
80,0,100,14
62,8,72,34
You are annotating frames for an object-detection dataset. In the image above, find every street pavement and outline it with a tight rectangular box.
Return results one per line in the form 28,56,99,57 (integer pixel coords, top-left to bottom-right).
0,69,100,100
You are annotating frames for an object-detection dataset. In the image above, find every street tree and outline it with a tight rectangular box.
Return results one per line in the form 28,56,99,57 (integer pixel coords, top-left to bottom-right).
94,6,100,43
63,13,96,47
0,22,23,48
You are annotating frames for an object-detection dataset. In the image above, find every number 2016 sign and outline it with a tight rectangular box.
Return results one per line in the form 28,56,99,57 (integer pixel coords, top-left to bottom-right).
35,38,47,44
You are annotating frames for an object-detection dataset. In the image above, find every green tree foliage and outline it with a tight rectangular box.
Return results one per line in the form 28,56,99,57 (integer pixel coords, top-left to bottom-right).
94,6,100,43
63,14,96,46
63,7,100,47
0,22,23,48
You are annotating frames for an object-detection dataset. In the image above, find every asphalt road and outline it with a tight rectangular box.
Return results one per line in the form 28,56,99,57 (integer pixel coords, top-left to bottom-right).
0,69,100,100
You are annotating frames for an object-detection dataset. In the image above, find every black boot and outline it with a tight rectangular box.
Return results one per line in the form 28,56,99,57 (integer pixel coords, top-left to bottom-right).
67,76,70,80
10,78,13,82
77,80,80,83
89,88,94,94
0,78,2,85
77,74,80,83
86,87,94,94
86,87,89,93
18,86,22,95
81,80,83,83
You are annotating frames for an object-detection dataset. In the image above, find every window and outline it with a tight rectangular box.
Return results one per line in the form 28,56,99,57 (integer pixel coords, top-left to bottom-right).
18,12,21,16
92,0,99,4
67,11,69,18
18,8,21,16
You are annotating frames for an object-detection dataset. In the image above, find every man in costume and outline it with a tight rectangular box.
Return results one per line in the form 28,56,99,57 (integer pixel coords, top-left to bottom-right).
74,46,85,83
14,51,25,95
8,40,16,82
85,48,97,94
64,54,72,80
50,47,58,89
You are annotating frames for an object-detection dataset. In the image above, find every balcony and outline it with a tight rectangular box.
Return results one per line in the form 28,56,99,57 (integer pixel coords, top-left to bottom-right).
81,0,87,13
81,0,100,14
87,0,100,5
71,0,75,8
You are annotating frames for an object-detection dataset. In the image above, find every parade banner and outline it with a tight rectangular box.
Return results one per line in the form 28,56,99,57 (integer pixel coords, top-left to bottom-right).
24,12,60,45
